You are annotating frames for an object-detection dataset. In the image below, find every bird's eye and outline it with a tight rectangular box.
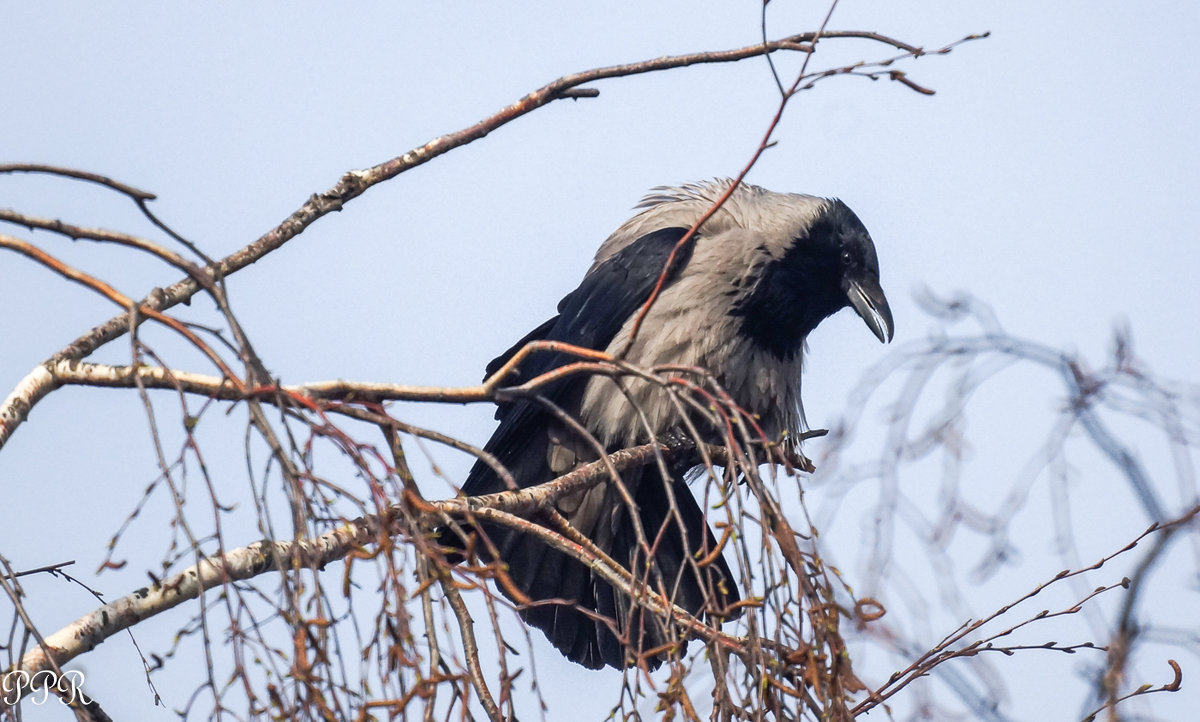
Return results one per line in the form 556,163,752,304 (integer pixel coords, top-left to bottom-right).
840,250,853,265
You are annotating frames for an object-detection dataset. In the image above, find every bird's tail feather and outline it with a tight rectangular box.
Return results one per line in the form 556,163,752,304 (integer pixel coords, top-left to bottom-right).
445,467,739,670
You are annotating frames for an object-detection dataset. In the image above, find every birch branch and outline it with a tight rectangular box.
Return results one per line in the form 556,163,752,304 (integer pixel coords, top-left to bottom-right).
0,440,757,708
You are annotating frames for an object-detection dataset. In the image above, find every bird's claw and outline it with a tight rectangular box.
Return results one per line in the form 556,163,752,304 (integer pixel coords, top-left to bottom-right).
659,428,697,456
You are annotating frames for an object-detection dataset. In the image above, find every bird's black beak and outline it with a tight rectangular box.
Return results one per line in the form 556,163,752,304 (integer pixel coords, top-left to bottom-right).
844,275,894,343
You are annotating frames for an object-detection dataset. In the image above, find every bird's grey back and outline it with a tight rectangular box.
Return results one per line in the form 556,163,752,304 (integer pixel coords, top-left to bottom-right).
590,179,829,270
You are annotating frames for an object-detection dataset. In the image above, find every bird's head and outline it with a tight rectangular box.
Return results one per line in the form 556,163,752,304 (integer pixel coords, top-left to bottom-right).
824,199,894,345
728,192,894,358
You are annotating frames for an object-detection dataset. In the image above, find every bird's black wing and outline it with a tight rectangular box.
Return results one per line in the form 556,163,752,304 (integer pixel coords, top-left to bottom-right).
461,226,694,493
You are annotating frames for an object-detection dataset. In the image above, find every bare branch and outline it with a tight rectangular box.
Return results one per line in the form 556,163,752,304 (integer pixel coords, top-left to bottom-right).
0,163,157,200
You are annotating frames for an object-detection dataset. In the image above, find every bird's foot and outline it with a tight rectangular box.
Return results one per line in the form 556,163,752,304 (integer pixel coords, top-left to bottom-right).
658,428,698,462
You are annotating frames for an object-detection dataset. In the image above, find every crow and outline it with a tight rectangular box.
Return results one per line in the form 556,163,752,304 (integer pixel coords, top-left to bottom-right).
441,179,893,669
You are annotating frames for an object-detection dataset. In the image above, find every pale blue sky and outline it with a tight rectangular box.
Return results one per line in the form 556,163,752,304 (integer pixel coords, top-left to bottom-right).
2,3,1197,719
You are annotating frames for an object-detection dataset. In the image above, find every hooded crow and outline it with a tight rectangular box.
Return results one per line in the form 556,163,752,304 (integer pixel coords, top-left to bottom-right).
443,179,893,669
